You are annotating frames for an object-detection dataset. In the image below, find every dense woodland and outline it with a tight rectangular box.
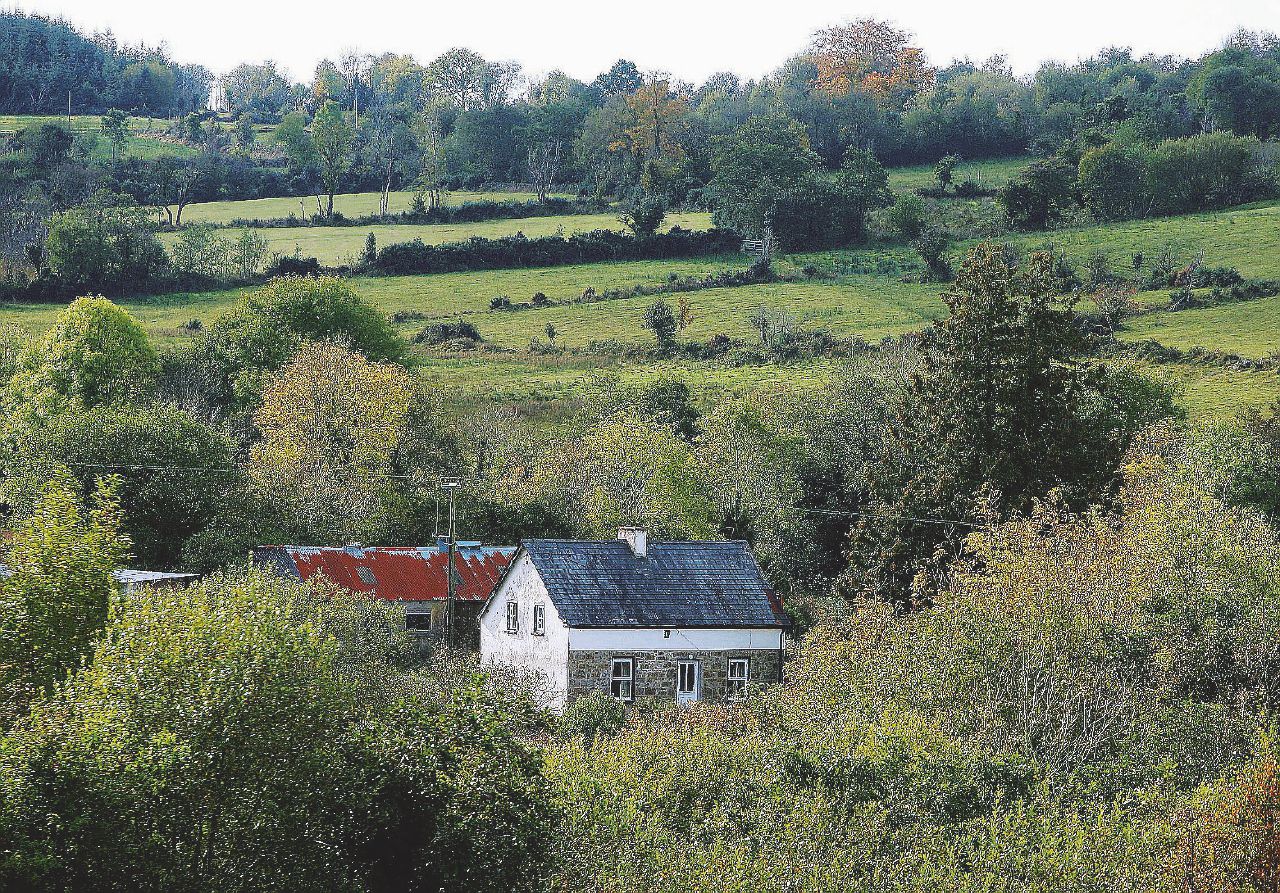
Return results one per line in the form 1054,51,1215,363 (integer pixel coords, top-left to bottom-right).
3,9,1280,893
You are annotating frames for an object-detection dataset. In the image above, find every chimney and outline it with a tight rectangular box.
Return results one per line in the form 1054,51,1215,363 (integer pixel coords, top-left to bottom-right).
618,527,648,559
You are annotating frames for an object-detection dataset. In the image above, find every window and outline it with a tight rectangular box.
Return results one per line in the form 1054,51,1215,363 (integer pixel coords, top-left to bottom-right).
532,604,546,636
355,566,377,585
405,611,432,632
610,658,634,702
727,658,749,699
505,601,519,634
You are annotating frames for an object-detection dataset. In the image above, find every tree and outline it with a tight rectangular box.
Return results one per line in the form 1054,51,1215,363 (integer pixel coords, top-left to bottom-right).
832,146,893,242
413,105,449,210
934,153,961,191
846,242,1177,607
311,101,354,217
273,111,317,179
151,155,209,226
0,477,127,725
44,200,169,291
808,18,935,107
710,116,822,239
527,137,562,202
5,404,237,568
617,193,667,238
6,296,159,417
615,77,688,193
641,300,678,348
100,109,130,163
248,342,416,543
998,157,1077,229
221,60,292,122
591,59,643,99
0,571,555,892
208,275,402,381
1078,141,1149,219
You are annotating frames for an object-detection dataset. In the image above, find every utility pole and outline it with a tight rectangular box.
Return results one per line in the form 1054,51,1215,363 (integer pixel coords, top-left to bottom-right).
442,480,459,649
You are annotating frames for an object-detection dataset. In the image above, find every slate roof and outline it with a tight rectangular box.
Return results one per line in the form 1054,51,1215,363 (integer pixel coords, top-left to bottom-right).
519,539,787,629
253,544,515,603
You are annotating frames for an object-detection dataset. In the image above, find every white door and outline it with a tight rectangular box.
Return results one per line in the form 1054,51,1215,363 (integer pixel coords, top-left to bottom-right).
676,660,701,705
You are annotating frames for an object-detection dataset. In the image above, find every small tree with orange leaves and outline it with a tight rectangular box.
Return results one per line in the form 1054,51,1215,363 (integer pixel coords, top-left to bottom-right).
1180,737,1280,893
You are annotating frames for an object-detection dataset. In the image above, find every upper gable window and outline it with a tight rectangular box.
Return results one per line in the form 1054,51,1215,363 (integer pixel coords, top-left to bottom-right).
532,604,546,636
505,601,519,634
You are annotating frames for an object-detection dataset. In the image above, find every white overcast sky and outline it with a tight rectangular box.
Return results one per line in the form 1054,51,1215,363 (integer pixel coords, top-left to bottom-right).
10,0,1280,83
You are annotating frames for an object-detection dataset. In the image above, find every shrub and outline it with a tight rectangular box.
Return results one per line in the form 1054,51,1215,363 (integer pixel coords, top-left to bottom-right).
490,295,513,310
642,300,678,347
265,255,321,278
558,690,627,741
414,320,482,344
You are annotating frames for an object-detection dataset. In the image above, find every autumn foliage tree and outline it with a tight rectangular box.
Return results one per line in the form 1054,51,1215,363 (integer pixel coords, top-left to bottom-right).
807,18,935,108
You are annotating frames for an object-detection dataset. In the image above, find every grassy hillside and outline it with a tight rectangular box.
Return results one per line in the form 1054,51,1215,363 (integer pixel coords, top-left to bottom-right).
0,114,197,160
6,198,1279,420
1121,296,1280,357
1002,201,1280,279
886,155,1030,192
176,189,577,225
159,211,714,266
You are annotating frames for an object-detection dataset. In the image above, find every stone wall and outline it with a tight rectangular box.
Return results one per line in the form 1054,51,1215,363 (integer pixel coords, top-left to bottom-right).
567,647,783,705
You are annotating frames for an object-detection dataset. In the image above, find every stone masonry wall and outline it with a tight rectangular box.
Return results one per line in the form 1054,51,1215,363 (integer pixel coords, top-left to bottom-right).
567,647,783,704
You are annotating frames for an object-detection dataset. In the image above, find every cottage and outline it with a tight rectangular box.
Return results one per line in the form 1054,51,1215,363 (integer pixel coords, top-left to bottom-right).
479,528,788,711
252,542,515,648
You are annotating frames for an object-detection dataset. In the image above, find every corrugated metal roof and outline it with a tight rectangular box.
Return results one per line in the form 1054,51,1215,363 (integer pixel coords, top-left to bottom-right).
252,544,515,603
521,539,787,629
0,564,197,586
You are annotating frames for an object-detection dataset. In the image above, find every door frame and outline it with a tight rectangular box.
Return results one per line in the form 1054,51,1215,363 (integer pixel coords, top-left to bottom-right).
676,659,701,705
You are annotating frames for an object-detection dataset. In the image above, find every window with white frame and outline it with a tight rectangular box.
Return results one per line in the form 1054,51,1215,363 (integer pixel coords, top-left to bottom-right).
610,658,635,702
727,658,750,698
505,601,519,634
532,603,545,636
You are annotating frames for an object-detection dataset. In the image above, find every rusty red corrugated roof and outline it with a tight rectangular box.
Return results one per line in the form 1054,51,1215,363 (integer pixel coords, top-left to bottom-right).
254,544,516,602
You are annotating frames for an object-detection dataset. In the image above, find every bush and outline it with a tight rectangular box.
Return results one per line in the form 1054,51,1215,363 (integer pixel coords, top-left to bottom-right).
374,228,741,276
885,193,929,241
265,255,321,278
414,320,482,344
558,690,627,741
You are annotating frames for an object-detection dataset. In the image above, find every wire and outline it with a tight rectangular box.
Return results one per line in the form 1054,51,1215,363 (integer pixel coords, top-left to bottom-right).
801,507,983,528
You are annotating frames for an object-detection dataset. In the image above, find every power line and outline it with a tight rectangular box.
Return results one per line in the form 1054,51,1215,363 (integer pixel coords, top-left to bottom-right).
801,507,983,529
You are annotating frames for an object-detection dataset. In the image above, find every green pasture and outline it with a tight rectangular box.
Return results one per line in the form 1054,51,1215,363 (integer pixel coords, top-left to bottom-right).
0,114,196,161
176,189,577,225
159,212,713,266
886,155,1030,193
1003,201,1280,280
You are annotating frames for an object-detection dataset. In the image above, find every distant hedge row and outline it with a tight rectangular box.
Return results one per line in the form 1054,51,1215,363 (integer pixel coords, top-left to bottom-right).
219,196,606,230
372,227,741,275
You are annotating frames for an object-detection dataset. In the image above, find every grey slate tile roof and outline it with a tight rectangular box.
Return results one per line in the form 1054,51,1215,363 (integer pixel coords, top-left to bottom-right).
521,539,787,629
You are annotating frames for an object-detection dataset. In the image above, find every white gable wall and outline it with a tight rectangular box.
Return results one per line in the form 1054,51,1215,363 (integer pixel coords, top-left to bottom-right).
479,553,570,709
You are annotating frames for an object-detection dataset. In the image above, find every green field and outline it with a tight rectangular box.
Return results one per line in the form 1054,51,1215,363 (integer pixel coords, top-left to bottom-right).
1120,295,1280,357
886,155,1030,192
177,189,577,225
6,197,1280,420
1002,201,1280,279
161,212,713,266
0,114,196,161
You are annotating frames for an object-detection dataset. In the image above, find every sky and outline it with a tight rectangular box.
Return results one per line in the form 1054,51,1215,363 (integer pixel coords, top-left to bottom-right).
9,0,1280,84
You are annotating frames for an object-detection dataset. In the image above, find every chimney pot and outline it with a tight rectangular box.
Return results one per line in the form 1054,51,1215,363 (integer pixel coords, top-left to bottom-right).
618,527,648,558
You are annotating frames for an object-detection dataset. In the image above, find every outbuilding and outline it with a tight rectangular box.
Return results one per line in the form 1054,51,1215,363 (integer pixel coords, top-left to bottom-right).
479,528,788,711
